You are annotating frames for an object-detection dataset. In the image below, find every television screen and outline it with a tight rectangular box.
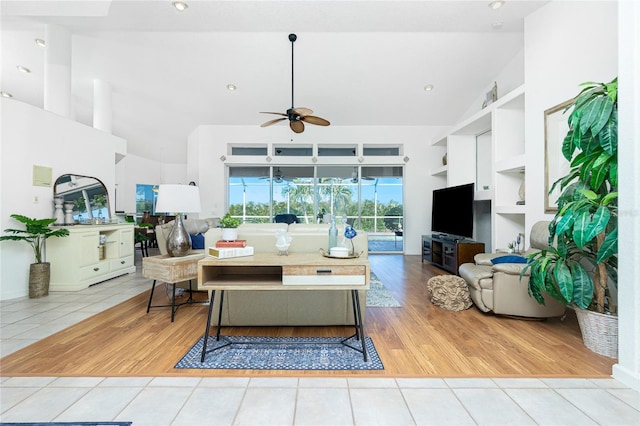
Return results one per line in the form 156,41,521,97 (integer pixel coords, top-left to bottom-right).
431,183,474,239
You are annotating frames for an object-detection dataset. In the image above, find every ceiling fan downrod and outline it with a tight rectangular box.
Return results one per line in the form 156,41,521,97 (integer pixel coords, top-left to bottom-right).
289,33,296,110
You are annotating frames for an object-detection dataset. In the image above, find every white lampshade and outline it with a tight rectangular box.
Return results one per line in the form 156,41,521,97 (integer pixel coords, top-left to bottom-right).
155,184,201,214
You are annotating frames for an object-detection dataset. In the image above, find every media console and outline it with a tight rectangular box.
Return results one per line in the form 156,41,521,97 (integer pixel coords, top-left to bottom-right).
422,234,485,275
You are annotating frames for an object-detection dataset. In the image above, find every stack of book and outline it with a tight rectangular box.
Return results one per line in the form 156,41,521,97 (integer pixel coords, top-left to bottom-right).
214,239,246,248
209,240,253,258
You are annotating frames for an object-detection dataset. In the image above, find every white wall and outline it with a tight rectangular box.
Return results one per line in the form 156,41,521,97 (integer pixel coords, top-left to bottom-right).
524,1,618,231
459,47,525,123
525,1,638,390
187,124,448,255
0,99,125,300
614,0,640,392
115,154,188,214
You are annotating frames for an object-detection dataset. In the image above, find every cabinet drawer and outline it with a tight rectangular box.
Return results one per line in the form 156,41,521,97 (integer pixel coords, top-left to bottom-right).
110,256,134,272
282,265,366,286
80,263,109,281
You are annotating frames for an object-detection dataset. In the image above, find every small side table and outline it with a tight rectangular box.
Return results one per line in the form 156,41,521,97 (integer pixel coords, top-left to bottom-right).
142,252,205,321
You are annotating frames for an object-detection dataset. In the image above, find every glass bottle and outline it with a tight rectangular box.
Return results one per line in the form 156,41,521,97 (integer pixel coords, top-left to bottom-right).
328,216,338,250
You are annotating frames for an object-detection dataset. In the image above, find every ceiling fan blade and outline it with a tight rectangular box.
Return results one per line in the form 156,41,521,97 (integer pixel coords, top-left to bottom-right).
302,115,330,126
260,117,287,127
292,107,313,116
290,120,305,133
260,111,288,116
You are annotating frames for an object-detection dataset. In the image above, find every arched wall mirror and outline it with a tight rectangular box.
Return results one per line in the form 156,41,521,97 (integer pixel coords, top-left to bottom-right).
54,174,111,224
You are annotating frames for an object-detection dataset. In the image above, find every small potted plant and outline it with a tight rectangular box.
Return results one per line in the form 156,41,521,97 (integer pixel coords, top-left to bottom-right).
1,214,70,298
219,212,241,241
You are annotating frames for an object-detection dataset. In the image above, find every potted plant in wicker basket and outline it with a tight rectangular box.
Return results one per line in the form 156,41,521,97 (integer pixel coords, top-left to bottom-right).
219,212,241,241
523,78,618,358
1,214,70,298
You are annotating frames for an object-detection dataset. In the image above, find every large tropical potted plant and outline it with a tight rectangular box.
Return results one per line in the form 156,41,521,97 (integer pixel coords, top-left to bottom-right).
523,78,618,357
1,214,70,298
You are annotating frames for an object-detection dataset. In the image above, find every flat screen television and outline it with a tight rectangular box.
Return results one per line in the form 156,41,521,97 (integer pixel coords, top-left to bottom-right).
431,183,474,239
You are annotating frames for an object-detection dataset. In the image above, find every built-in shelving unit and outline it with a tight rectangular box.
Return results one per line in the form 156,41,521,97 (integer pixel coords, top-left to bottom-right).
429,85,526,252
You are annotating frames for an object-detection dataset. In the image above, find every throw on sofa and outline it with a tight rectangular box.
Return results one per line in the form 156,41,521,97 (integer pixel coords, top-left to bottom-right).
458,221,566,318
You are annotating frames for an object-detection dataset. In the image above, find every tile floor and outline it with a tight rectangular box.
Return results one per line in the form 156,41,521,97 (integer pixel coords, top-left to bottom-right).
1,264,639,425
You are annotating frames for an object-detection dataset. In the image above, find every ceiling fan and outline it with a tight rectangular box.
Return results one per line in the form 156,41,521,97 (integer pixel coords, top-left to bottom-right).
260,34,330,134
260,167,292,184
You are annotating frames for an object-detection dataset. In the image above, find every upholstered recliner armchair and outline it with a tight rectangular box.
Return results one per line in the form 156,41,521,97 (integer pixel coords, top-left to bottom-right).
458,221,566,318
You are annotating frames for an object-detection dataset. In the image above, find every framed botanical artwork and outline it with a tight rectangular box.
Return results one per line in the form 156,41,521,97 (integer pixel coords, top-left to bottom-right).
544,98,574,213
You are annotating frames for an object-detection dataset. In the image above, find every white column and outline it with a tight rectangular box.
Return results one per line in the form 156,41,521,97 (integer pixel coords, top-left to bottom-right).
93,78,113,133
613,0,640,391
44,24,72,118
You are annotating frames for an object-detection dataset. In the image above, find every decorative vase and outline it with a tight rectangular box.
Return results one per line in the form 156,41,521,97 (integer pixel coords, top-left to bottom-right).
518,181,525,201
442,153,447,166
53,197,65,225
29,262,50,298
64,202,75,225
221,228,238,242
575,308,618,358
166,214,192,257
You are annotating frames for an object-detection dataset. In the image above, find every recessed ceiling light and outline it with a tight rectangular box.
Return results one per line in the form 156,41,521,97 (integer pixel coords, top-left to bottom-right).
173,1,188,11
424,84,434,92
227,84,237,91
492,22,504,29
35,38,45,47
1,91,13,98
17,65,31,73
489,1,505,10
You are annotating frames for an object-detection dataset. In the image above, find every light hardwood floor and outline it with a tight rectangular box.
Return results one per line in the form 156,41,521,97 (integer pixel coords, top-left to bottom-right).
0,254,615,377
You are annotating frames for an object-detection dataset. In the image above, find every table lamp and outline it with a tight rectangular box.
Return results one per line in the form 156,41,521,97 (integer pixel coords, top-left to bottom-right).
155,184,201,257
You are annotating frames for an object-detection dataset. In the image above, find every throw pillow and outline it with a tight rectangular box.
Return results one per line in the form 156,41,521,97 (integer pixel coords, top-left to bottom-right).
191,233,205,250
491,255,527,264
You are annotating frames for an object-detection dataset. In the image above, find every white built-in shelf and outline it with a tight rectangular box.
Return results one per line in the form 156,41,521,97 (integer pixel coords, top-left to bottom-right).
475,190,494,201
431,136,447,147
496,154,526,173
495,204,526,215
430,165,448,176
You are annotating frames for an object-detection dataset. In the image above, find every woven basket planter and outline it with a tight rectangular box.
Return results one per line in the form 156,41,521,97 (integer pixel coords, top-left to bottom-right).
29,262,50,298
575,307,618,359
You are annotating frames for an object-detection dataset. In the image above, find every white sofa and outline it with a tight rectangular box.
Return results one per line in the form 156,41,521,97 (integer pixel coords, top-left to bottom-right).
156,221,368,326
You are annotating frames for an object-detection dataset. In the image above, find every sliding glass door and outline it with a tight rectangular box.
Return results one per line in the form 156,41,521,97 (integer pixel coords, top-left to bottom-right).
359,167,404,252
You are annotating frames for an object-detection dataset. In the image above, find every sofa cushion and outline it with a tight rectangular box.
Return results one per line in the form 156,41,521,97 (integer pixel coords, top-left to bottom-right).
491,255,527,264
474,252,503,266
459,263,493,291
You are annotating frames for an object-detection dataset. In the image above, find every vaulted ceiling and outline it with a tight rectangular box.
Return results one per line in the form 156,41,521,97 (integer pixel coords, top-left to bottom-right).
1,1,548,163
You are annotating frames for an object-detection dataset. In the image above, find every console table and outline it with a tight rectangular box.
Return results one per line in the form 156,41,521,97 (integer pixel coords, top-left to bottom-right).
197,252,370,362
422,234,485,275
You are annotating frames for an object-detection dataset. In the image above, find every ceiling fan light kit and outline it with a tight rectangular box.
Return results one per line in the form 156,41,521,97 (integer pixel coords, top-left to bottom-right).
260,34,330,134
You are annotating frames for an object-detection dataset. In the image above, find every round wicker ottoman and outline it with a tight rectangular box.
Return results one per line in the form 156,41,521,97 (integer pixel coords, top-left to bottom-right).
426,275,473,311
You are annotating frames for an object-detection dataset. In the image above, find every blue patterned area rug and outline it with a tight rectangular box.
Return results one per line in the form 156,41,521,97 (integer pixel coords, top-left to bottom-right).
367,271,401,307
175,335,384,370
